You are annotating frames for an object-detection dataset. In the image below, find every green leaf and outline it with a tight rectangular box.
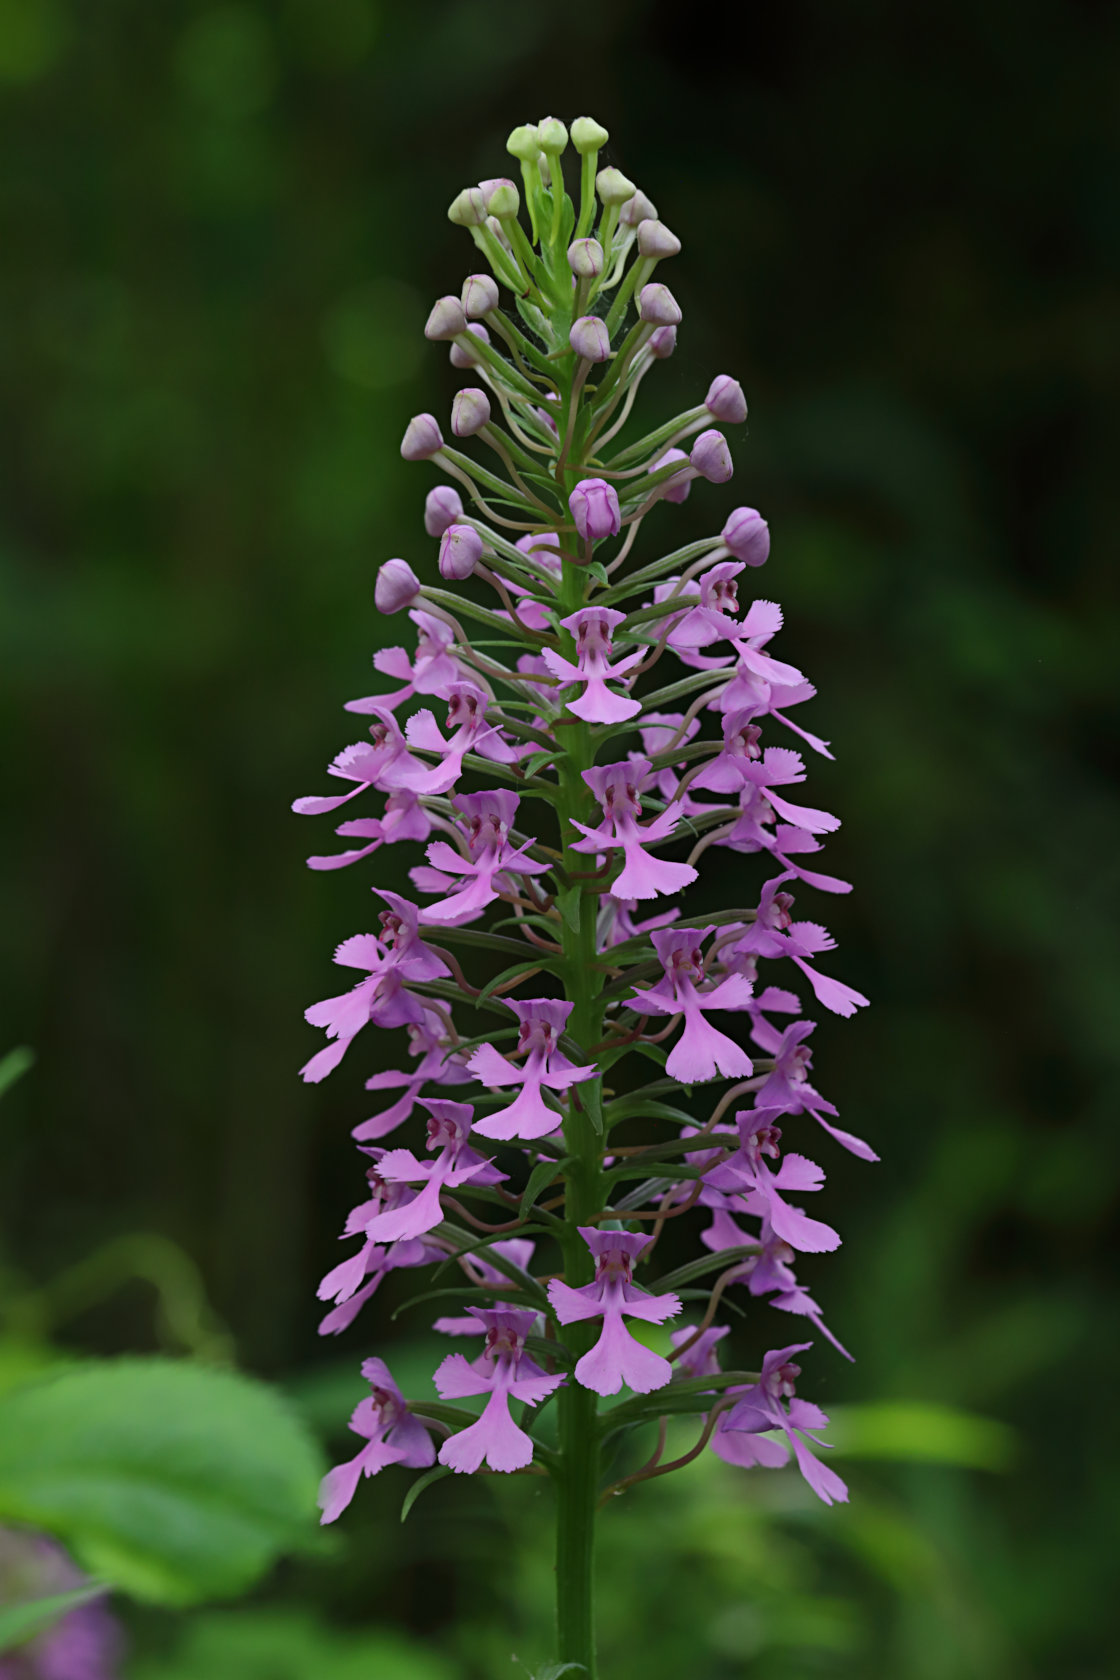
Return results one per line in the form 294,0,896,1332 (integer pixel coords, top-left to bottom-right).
587,562,609,587
575,1080,603,1134
651,1245,760,1294
0,1358,326,1604
400,1465,453,1524
826,1402,1016,1470
0,1045,34,1101
555,884,581,931
0,1585,106,1654
520,1154,569,1219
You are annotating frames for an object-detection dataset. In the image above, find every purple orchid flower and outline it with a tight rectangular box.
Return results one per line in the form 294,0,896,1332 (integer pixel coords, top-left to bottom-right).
433,1237,537,1334
318,1357,437,1523
353,1005,472,1143
414,789,548,924
704,1118,841,1254
346,608,463,713
543,607,643,724
469,998,596,1140
360,1099,505,1245
569,758,698,901
547,1228,682,1396
291,709,421,817
305,788,431,873
720,1343,849,1505
435,1307,564,1472
629,927,755,1083
400,682,518,796
731,874,870,1019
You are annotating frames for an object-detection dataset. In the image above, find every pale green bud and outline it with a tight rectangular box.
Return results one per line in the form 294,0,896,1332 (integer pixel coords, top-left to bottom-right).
448,187,486,227
485,180,520,220
506,124,540,162
536,115,568,155
571,116,609,155
596,166,636,207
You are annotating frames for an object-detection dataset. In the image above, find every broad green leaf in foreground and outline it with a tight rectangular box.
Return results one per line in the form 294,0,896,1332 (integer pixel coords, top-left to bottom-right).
825,1401,1015,1470
0,1359,326,1604
0,1585,105,1655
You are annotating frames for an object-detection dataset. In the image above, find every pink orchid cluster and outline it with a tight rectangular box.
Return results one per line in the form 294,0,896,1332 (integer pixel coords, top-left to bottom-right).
296,114,871,1666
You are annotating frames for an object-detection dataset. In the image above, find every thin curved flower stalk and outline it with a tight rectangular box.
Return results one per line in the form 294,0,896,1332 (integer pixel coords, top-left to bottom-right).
296,114,872,1679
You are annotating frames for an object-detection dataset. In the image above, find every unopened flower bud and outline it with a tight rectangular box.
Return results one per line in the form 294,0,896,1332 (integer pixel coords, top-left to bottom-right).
722,506,770,567
648,325,677,359
690,429,734,484
639,283,682,327
637,220,681,259
568,237,604,279
506,124,540,162
705,375,748,424
651,447,692,504
536,116,568,154
451,387,491,438
401,413,443,461
620,189,658,227
425,296,468,341
448,187,486,227
439,523,483,581
596,167,635,207
569,316,611,363
571,116,609,155
424,485,464,538
449,322,490,368
569,478,621,543
375,558,420,614
461,274,499,318
481,178,519,218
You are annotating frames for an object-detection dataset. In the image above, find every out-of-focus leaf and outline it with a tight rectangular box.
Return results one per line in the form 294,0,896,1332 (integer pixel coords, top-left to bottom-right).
400,1465,452,1524
826,1402,1015,1469
0,1359,325,1603
0,1045,34,1101
0,1584,105,1653
128,1606,457,1680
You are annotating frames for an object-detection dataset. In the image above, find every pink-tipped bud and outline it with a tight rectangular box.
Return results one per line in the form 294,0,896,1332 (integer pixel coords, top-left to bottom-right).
425,296,468,342
450,322,490,368
722,507,770,567
705,375,748,424
620,189,658,227
424,486,464,538
375,558,421,614
648,325,677,359
569,316,611,363
461,274,499,318
651,447,692,504
439,523,483,581
451,387,491,438
448,187,486,226
480,177,519,218
639,283,682,327
637,220,681,259
690,429,734,484
568,237,605,279
569,478,621,544
401,413,443,461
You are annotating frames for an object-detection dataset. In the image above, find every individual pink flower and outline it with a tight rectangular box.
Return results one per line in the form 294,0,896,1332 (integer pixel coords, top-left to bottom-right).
747,1015,877,1161
542,607,642,724
399,682,517,796
657,561,744,649
547,1228,682,1396
714,783,851,895
300,898,449,1082
345,610,462,714
435,1307,564,1473
317,1158,438,1333
354,1004,472,1143
720,1343,849,1505
305,789,430,873
291,709,421,817
569,758,697,901
413,789,548,924
726,599,805,690
361,1099,505,1245
629,927,755,1083
730,874,870,1020
469,999,596,1140
318,1357,437,1523
698,1218,851,1360
703,1119,841,1254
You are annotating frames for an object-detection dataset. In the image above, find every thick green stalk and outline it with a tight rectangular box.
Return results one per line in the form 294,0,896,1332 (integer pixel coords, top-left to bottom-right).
552,380,603,1678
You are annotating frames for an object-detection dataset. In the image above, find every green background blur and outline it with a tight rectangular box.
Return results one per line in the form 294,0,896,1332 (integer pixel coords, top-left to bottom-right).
2,0,1118,1675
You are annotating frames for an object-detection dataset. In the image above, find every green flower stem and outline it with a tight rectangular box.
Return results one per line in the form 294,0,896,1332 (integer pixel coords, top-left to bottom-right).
552,371,603,1679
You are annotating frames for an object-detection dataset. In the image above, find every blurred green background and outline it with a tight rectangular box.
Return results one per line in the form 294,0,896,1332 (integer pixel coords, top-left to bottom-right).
1,0,1118,1676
